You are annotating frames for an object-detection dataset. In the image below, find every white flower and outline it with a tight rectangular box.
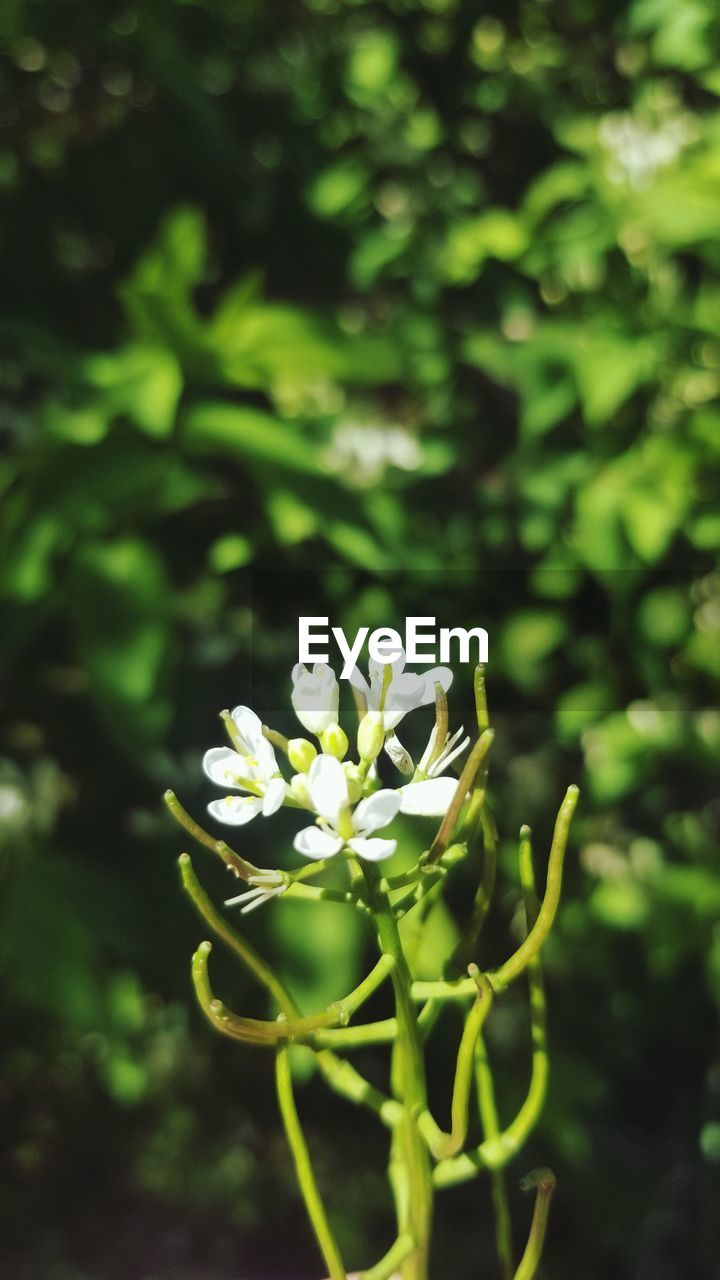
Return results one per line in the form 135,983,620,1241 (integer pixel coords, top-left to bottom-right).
384,722,469,781
204,705,287,826
293,754,400,862
395,723,470,815
349,650,453,733
291,663,339,735
398,775,459,816
324,420,424,487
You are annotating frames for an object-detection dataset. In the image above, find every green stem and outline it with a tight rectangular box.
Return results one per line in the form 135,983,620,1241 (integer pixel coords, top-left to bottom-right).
192,942,348,1043
165,791,260,879
418,970,493,1159
314,1019,398,1049
281,881,369,909
490,786,578,993
434,831,550,1189
451,803,497,973
362,863,433,1280
341,953,396,1017
360,1233,414,1280
275,1036,347,1280
180,855,399,1128
514,1169,556,1280
475,1035,513,1280
178,853,291,1012
428,731,494,862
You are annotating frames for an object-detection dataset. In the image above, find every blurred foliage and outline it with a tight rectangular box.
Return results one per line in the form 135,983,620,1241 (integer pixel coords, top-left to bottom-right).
1,0,719,1277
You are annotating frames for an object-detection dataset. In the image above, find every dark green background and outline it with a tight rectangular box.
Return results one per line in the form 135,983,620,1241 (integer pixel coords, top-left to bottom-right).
1,1,719,1277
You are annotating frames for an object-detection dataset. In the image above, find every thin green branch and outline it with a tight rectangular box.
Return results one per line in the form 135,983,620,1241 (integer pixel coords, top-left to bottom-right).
513,1169,556,1280
361,862,433,1280
179,853,291,1012
418,969,494,1159
314,1019,398,1049
165,790,261,880
450,802,498,972
315,1052,402,1129
191,943,396,1046
180,857,399,1127
424,681,449,771
276,1036,347,1280
475,1035,513,1280
433,828,550,1189
474,664,490,735
490,785,578,993
360,1233,415,1280
342,953,397,1018
191,942,348,1043
427,730,494,863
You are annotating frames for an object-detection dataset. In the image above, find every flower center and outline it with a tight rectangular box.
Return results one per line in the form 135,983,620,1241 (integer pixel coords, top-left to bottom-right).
337,807,354,841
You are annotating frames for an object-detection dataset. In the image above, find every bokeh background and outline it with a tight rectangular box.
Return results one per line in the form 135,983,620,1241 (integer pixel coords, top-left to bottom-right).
2,1,720,1277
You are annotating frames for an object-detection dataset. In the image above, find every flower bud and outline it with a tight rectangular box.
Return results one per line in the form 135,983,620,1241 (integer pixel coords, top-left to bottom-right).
343,763,363,804
289,773,311,807
357,710,385,763
320,722,349,761
288,737,317,774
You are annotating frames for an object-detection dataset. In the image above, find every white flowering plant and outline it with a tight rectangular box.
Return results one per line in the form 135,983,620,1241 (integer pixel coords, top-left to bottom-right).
165,658,578,1280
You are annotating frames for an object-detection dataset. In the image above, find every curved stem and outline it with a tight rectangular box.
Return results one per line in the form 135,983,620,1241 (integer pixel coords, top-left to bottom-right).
179,853,291,1011
361,862,433,1280
418,971,493,1159
276,1036,347,1280
191,942,396,1045
475,1035,513,1280
165,791,260,879
314,1019,398,1049
181,855,399,1125
192,942,347,1043
433,829,550,1189
514,1169,556,1280
427,730,494,862
490,786,578,992
450,802,497,972
360,1233,414,1280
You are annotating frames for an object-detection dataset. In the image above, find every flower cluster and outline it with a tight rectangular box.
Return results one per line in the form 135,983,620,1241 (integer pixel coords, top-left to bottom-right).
202,651,468,868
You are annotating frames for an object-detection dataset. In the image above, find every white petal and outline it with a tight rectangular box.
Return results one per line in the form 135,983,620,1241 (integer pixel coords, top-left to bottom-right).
203,747,249,789
293,826,344,859
353,789,402,835
207,796,263,825
291,664,339,734
369,648,406,685
348,665,370,698
307,753,349,822
262,776,287,816
398,777,459,816
418,725,438,772
384,673,427,729
254,734,279,779
348,836,397,862
384,732,414,775
230,705,264,750
431,734,470,777
420,666,453,702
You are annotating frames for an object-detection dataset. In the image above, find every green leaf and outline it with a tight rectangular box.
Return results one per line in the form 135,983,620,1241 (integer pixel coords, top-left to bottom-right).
441,209,528,284
68,537,173,756
83,345,183,439
308,159,369,219
590,880,649,931
182,401,322,473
